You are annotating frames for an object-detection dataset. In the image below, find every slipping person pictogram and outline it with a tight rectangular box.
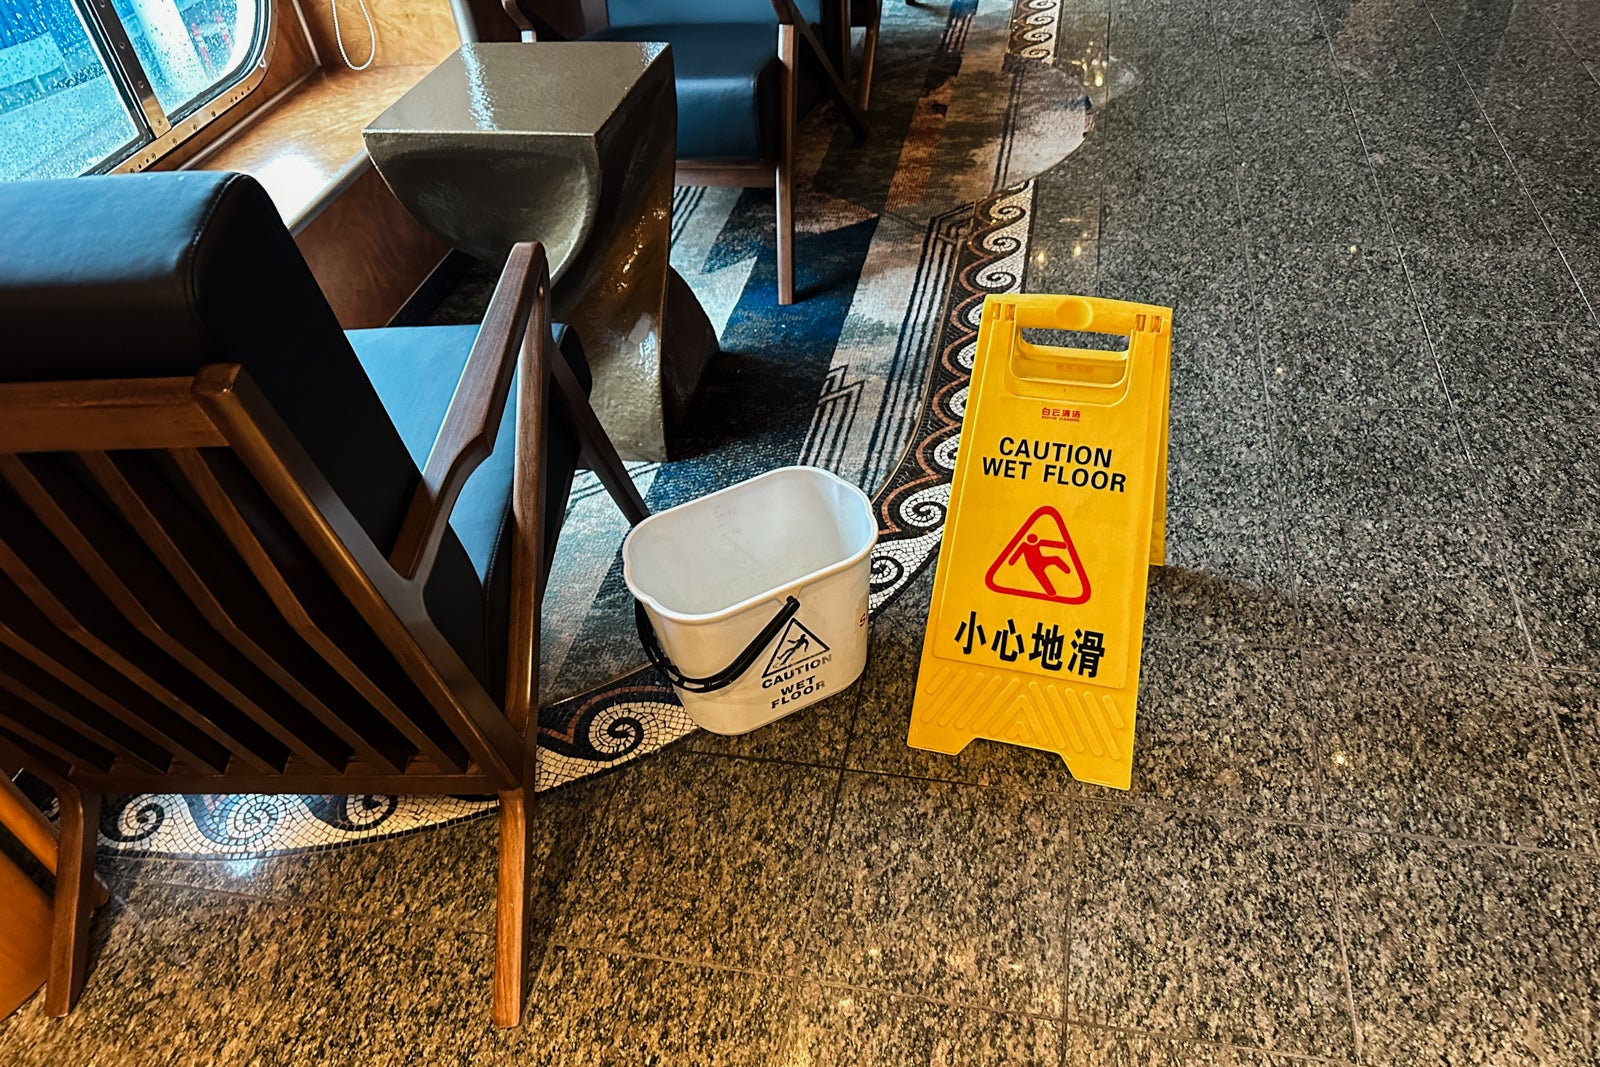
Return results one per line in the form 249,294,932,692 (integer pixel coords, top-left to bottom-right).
774,630,811,668
762,618,831,678
984,505,1091,604
1010,532,1075,598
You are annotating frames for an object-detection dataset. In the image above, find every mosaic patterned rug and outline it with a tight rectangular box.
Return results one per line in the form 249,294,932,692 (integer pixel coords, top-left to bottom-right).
94,0,1094,857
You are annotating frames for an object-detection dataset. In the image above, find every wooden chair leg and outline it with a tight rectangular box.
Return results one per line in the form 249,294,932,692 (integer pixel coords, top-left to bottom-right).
492,775,536,1028
777,23,798,306
44,786,98,1017
859,12,880,111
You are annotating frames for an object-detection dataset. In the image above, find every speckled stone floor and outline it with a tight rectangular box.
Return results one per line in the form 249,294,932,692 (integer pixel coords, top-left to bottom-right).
5,0,1600,1061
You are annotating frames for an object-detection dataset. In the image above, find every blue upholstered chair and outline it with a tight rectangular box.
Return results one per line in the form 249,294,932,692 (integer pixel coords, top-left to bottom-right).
0,171,645,1027
505,0,868,304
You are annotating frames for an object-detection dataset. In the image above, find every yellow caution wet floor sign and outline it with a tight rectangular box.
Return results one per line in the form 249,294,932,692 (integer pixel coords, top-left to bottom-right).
908,293,1171,789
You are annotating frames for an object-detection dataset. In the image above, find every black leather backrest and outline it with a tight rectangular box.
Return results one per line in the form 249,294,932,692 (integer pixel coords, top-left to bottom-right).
0,172,420,557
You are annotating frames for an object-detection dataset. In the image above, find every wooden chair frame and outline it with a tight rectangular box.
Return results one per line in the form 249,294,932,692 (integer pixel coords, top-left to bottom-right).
672,0,868,306
0,242,647,1028
835,0,882,111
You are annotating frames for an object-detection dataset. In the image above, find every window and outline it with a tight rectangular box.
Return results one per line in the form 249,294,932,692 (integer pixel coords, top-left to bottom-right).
0,0,267,180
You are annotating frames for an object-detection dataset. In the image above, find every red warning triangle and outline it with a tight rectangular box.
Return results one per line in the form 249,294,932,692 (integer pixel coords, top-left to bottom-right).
984,506,1091,604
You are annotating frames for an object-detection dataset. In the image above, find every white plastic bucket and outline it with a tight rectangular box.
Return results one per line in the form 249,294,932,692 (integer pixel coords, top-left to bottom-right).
623,466,877,735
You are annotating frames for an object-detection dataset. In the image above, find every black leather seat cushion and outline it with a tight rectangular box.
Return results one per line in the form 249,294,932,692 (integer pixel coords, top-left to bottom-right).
351,324,589,703
0,171,580,704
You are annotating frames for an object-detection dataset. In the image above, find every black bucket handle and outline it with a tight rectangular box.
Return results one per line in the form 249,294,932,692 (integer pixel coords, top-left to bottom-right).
635,596,801,694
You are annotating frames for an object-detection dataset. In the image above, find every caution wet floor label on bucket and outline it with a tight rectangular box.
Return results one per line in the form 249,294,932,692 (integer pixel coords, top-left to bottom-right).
908,293,1171,789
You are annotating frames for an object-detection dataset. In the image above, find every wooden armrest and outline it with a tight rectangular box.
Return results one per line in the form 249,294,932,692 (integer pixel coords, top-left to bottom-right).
389,242,648,580
390,244,546,580
771,0,870,139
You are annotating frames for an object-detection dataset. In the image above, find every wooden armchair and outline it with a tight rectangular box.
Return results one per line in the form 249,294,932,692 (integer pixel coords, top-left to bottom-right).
0,172,646,1027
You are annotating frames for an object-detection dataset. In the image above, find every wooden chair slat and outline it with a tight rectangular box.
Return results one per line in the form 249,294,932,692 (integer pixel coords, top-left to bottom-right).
83,451,412,775
1,455,347,774
0,501,287,774
0,656,169,774
0,694,114,773
0,578,235,774
172,449,471,774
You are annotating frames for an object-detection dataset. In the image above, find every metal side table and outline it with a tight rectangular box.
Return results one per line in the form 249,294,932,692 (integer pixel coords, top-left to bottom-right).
364,42,717,461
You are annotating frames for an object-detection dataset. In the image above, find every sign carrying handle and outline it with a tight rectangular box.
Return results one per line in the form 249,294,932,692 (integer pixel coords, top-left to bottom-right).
634,596,801,694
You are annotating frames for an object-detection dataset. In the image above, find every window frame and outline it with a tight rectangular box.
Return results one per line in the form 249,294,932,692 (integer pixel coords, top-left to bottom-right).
56,0,276,174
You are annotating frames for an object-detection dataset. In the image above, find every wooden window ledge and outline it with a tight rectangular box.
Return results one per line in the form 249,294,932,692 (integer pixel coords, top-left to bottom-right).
182,63,452,328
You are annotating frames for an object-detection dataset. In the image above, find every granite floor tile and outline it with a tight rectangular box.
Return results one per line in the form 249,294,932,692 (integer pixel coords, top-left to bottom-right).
1143,507,1297,648
1369,141,1547,245
1432,321,1600,417
1539,0,1600,65
1101,142,1241,246
807,773,1071,1014
1099,48,1230,142
1400,238,1593,326
1459,414,1600,530
1031,136,1105,247
1107,9,1219,52
1168,404,1277,512
511,946,794,1067
1212,0,1324,45
1285,516,1529,663
1504,524,1600,672
99,773,615,934
1333,831,1600,1067
251,909,502,1065
1222,41,1348,109
1557,231,1600,319
1259,314,1448,411
782,983,1060,1066
1235,156,1390,248
1073,643,1316,819
1513,143,1600,240
1168,326,1267,414
1070,805,1356,1058
1097,237,1254,338
1274,402,1487,520
0,882,292,1067
1248,242,1415,329
1062,1022,1320,1064
552,748,836,971
1023,234,1099,302
1304,651,1589,849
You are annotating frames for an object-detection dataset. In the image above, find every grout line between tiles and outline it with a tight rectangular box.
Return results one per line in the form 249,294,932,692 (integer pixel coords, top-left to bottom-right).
807,975,1067,1024
1304,0,1544,680
1062,1015,1362,1064
1058,795,1077,1067
1073,793,1600,858
1415,0,1599,328
1527,0,1600,90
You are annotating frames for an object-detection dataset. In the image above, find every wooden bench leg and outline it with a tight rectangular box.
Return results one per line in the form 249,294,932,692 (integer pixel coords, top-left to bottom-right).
44,786,98,1017
492,776,536,1028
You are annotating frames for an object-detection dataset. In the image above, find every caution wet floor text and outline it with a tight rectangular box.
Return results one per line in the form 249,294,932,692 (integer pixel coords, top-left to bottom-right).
908,293,1171,789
